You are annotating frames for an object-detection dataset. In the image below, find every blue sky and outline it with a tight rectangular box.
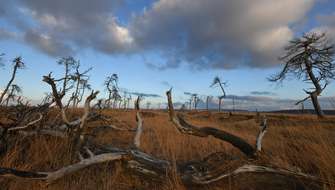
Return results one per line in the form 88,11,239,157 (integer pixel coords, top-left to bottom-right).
0,0,335,110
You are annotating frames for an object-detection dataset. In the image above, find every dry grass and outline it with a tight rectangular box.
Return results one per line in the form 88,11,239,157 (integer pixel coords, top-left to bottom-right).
1,110,335,190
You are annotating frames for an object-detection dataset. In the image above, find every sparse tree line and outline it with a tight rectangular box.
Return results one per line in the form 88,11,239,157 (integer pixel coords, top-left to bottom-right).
0,32,334,186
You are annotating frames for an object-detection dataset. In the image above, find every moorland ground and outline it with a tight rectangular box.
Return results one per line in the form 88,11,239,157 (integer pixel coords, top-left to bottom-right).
1,109,335,190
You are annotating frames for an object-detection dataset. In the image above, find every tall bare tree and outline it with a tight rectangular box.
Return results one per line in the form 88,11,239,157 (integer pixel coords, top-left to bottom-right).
218,95,224,112
57,57,77,99
211,76,227,112
0,57,25,105
206,96,213,111
70,61,92,108
193,94,200,110
104,74,118,108
211,76,227,97
4,84,22,106
269,33,335,118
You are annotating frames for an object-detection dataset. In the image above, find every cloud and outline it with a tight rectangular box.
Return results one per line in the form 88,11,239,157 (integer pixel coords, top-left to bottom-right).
129,91,161,98
23,29,74,57
312,12,335,41
0,0,317,70
130,0,314,69
0,0,133,56
250,91,277,96
0,28,17,40
177,93,335,111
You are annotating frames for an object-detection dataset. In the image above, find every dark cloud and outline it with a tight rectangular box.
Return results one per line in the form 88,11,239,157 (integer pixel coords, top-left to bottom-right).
313,12,335,42
129,91,161,98
130,0,314,69
250,91,277,96
175,94,335,111
0,0,133,56
24,29,74,57
0,0,318,70
0,28,17,40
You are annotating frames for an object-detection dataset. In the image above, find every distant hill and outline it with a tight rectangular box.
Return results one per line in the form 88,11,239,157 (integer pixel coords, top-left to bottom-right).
269,109,335,115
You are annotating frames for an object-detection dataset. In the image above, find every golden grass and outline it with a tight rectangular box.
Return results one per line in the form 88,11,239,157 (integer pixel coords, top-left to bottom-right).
1,110,335,190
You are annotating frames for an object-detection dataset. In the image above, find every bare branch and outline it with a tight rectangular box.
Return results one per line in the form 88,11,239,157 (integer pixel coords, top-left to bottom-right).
8,113,43,131
166,89,256,157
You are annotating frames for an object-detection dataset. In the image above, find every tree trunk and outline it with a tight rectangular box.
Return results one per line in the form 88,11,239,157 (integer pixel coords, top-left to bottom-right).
218,98,221,112
305,62,324,118
0,64,18,104
311,93,324,118
206,96,209,111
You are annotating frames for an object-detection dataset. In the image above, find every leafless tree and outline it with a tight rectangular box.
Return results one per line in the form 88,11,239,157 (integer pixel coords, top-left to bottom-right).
104,74,119,108
206,95,213,111
146,101,151,109
57,57,77,99
184,92,199,110
211,76,227,112
0,88,325,187
211,76,227,97
70,61,92,108
0,57,25,105
269,33,335,118
218,95,224,112
0,53,4,67
4,84,22,106
193,94,200,110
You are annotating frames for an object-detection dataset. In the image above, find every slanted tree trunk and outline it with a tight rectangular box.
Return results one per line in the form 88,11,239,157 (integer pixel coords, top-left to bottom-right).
218,98,222,112
311,93,323,117
206,96,209,111
0,62,19,104
306,62,324,118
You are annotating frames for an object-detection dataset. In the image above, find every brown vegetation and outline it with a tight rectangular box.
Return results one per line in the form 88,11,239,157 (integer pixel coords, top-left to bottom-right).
0,107,334,189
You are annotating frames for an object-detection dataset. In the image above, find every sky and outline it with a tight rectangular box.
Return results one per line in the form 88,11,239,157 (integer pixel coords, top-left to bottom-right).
0,0,335,111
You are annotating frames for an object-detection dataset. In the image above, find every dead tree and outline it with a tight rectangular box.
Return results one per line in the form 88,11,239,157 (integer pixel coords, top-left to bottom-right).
193,94,200,110
3,84,22,106
211,76,227,112
57,57,77,100
218,95,224,112
211,76,227,97
0,89,323,186
269,32,335,118
206,96,213,111
70,61,92,108
0,53,4,67
184,92,199,110
104,74,118,108
0,57,25,105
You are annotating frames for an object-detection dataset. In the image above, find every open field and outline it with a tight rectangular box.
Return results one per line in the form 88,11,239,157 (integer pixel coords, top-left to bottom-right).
1,108,335,190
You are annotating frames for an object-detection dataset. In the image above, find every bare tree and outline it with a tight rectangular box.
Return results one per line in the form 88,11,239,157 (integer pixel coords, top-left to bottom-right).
70,61,92,108
218,95,224,112
193,94,200,110
146,101,151,109
184,92,199,110
0,57,25,105
57,57,77,99
104,74,119,108
211,76,227,112
4,84,22,106
211,76,227,97
0,53,4,67
269,33,335,118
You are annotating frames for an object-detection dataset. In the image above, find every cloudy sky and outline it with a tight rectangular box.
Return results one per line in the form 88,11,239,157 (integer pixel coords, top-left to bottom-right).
0,0,335,110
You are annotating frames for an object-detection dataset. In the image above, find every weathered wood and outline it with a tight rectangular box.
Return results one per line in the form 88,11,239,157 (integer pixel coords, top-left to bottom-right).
134,96,143,148
8,113,43,131
166,89,256,157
